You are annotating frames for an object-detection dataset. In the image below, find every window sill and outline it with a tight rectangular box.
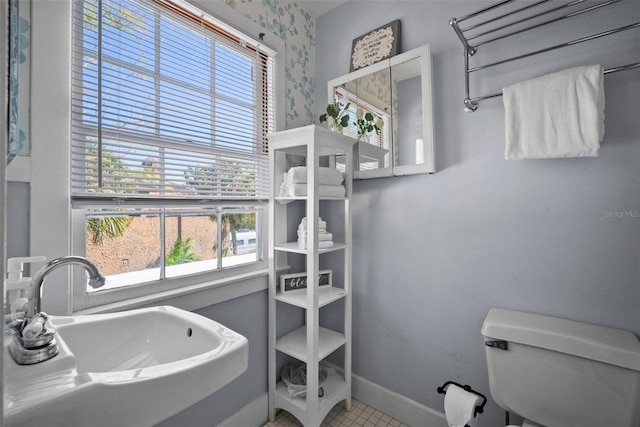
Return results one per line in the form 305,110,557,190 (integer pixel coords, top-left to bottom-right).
87,254,260,292
75,266,284,315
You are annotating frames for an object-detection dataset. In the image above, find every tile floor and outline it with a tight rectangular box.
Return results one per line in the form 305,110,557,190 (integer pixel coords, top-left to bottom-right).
263,399,409,427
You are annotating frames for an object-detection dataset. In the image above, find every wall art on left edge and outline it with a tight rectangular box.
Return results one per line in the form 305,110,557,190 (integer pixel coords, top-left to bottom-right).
7,0,30,165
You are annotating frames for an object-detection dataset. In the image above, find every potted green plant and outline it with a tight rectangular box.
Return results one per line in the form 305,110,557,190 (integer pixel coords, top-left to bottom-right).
319,102,350,133
354,108,384,143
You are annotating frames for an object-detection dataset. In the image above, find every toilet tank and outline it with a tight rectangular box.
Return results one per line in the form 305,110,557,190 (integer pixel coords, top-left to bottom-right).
482,308,640,427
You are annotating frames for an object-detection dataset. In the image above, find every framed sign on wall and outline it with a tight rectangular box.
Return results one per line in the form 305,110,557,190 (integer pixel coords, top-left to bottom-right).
350,20,401,71
280,270,332,293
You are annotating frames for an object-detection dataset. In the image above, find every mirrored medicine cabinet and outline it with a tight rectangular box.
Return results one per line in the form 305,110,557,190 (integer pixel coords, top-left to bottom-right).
327,43,435,179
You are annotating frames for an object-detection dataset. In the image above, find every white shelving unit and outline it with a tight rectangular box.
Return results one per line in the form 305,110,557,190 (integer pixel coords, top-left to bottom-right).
268,125,354,427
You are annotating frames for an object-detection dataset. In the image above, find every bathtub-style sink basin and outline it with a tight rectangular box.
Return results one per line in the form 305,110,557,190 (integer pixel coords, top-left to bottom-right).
4,306,248,427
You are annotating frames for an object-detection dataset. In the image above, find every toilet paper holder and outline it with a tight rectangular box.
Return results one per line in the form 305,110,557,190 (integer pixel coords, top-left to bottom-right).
437,380,487,418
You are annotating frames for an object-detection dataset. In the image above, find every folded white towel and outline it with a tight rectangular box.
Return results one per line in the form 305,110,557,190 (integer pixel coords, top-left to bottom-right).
503,65,604,159
298,217,327,231
280,182,346,198
287,166,344,185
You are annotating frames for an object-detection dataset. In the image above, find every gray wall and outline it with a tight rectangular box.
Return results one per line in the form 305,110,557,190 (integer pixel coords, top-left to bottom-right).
317,2,639,426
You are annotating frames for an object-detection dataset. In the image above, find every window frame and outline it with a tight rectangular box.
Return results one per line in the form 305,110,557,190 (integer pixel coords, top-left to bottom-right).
30,0,285,315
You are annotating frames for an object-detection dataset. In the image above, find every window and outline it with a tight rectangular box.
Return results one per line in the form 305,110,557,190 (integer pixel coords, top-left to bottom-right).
71,0,274,299
84,208,261,291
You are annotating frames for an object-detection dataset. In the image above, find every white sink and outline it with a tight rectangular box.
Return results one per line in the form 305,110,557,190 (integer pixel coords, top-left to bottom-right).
3,306,249,427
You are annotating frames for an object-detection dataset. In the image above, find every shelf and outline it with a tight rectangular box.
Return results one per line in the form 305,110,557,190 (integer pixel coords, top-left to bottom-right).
268,125,352,425
273,144,350,157
274,242,346,254
274,374,348,424
275,196,348,202
275,326,346,362
267,125,355,157
275,286,347,309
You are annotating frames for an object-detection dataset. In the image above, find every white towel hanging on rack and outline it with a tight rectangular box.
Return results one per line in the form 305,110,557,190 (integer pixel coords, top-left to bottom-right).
503,64,605,160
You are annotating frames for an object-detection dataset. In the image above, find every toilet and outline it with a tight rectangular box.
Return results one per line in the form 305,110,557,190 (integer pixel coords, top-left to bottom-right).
482,308,640,427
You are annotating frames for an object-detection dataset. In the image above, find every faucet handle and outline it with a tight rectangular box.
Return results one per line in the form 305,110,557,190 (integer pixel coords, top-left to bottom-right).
22,313,48,338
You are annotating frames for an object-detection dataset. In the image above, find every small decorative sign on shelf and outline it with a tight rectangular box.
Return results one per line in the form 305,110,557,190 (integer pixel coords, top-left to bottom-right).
280,270,332,293
350,20,401,71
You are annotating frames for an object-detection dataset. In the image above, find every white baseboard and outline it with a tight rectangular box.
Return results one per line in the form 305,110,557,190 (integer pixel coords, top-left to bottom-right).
351,373,447,427
216,393,269,427
220,372,448,427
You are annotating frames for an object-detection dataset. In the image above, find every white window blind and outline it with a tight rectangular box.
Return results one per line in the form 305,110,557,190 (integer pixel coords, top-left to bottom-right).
71,0,274,202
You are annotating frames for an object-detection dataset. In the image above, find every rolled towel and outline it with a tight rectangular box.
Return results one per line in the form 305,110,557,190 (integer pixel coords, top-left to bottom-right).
298,230,333,242
278,173,289,197
503,64,604,159
287,166,344,185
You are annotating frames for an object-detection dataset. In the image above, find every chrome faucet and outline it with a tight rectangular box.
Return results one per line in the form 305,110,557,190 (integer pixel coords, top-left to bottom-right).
28,256,106,318
8,256,106,365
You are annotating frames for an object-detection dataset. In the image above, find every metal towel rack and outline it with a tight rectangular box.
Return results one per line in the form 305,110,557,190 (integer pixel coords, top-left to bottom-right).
449,0,640,112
